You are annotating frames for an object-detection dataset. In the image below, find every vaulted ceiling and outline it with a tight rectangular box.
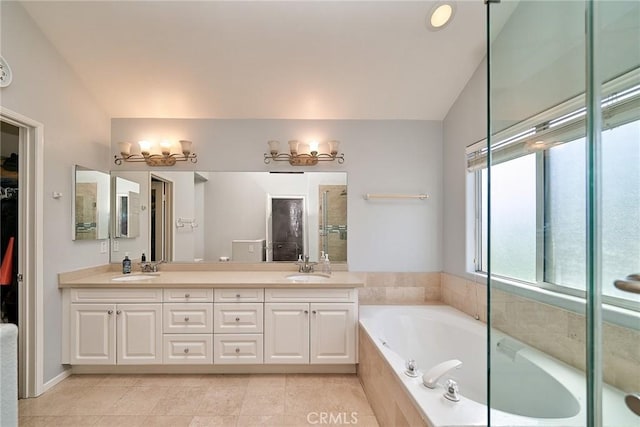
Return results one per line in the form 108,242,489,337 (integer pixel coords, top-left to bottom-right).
21,1,486,120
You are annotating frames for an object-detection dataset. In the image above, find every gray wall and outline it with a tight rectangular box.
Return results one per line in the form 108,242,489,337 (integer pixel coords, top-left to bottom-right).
111,119,444,272
442,60,486,279
1,3,111,382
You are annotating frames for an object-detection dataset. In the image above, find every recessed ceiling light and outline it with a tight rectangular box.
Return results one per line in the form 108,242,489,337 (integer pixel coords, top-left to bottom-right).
427,2,456,31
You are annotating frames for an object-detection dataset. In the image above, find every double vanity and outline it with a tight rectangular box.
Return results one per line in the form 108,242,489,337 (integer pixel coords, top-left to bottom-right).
59,270,364,374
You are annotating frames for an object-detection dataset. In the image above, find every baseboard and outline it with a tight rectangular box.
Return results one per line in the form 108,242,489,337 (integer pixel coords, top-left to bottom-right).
71,364,357,375
42,368,71,393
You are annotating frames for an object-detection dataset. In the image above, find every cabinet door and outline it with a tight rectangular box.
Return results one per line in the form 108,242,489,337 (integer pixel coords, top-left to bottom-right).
310,303,356,364
117,304,162,364
70,304,116,365
264,303,309,364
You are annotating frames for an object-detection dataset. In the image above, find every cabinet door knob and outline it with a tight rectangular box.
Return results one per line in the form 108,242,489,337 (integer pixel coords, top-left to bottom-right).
235,348,240,353
304,310,309,314
184,348,190,354
116,310,122,315
107,310,113,315
235,317,240,322
184,317,190,322
312,310,317,314
185,293,190,298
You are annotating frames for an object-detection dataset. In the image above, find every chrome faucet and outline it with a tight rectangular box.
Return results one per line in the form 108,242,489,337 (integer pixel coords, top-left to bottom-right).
297,255,316,273
422,359,462,389
140,260,163,273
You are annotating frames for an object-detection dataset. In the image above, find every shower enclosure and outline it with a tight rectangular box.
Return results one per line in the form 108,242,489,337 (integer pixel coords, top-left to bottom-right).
318,185,347,262
485,1,639,426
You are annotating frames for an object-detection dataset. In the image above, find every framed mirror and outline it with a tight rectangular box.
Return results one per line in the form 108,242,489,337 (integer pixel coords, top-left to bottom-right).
109,171,347,263
72,165,110,240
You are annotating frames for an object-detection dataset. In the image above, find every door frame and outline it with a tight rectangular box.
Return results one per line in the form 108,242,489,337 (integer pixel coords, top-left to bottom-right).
1,107,45,398
150,175,174,262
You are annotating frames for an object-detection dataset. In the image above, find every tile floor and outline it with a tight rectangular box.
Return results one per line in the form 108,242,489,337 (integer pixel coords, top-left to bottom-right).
19,374,380,426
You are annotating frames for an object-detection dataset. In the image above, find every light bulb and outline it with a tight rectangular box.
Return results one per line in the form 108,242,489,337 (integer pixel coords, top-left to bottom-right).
138,140,152,155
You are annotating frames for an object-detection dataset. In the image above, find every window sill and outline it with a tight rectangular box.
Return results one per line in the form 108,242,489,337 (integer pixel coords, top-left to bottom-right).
467,271,639,331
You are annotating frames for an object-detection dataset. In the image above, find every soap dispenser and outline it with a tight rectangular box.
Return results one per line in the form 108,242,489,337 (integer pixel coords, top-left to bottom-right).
323,253,332,275
122,252,132,274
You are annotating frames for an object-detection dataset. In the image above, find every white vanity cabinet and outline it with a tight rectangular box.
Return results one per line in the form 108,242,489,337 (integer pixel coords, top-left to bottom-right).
264,289,357,364
63,283,359,370
70,302,162,365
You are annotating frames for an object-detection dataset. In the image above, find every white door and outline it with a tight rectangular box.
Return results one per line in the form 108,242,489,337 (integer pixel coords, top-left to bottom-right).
117,304,162,364
310,303,356,364
70,304,116,365
264,303,309,364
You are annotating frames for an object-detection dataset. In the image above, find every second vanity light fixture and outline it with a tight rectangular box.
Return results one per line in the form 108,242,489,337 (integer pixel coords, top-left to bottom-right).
264,140,345,166
114,140,197,166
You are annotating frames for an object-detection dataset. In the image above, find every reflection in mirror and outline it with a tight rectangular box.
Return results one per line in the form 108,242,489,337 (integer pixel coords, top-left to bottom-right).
109,171,347,263
73,166,110,240
114,177,140,238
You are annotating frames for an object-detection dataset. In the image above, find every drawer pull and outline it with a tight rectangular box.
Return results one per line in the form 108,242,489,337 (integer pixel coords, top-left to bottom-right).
235,317,240,322
185,293,190,298
107,310,113,315
236,294,241,298
235,348,240,353
184,317,190,322
184,348,190,354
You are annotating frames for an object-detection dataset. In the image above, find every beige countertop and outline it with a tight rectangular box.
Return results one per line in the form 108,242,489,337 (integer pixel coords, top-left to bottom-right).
58,270,365,289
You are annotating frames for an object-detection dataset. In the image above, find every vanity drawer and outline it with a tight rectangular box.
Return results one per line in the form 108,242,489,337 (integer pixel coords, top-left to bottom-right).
214,289,264,303
214,303,263,333
265,288,357,303
163,303,213,334
164,289,213,303
71,288,162,303
163,334,212,364
213,334,263,364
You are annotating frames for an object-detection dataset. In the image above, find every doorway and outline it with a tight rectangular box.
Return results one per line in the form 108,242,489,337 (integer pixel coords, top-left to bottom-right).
150,176,173,262
1,122,20,326
0,108,44,398
267,196,305,261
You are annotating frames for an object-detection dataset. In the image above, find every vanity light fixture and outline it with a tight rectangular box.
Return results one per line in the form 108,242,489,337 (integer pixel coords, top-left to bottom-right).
427,1,456,31
264,140,345,166
114,139,197,166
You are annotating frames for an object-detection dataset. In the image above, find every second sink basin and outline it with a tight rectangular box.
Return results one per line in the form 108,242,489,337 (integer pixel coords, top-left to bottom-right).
112,273,160,282
286,273,331,282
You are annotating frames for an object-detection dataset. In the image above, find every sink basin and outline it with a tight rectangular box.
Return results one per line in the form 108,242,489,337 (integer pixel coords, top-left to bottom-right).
111,273,159,282
286,273,331,282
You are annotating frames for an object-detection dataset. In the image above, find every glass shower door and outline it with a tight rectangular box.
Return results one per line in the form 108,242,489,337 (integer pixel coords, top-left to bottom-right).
486,1,639,426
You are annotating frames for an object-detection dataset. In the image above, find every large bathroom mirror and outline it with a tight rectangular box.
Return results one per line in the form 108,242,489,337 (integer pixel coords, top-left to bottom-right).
72,165,110,240
109,171,347,264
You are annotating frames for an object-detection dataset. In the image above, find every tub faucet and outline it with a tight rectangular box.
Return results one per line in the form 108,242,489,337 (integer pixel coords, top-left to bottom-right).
404,359,419,378
443,379,460,402
422,359,462,389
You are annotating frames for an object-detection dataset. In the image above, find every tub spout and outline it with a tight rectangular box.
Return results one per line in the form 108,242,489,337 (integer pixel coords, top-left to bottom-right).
422,359,462,389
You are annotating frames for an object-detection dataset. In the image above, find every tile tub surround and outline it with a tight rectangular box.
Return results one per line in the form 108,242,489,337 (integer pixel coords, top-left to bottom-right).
358,272,441,305
357,326,429,427
20,374,380,427
441,272,640,394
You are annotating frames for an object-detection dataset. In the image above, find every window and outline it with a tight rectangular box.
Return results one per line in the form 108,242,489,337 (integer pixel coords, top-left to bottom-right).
469,68,640,310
